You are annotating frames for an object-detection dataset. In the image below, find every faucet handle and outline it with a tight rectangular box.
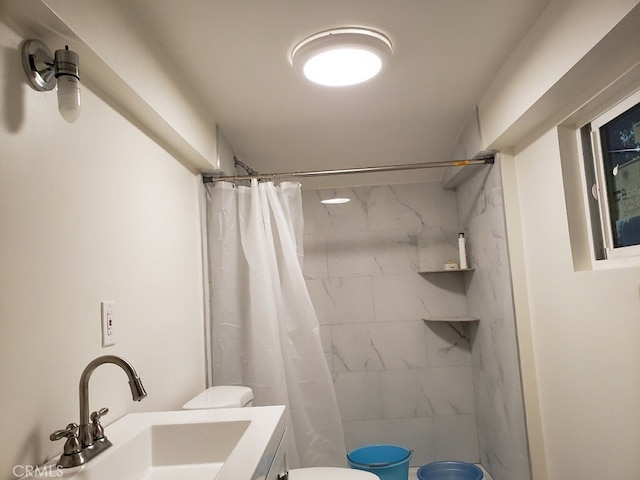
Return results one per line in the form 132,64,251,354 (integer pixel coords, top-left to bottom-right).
90,407,109,441
91,407,109,421
50,423,86,468
50,423,81,451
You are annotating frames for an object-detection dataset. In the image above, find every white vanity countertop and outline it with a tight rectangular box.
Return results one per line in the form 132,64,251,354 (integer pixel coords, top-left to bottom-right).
39,406,287,480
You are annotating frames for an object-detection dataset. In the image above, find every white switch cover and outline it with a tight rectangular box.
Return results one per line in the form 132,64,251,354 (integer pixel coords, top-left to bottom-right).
101,301,116,347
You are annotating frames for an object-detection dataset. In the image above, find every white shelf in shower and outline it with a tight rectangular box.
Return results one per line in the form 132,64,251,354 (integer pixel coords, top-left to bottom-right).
418,268,474,274
419,268,479,323
423,317,479,323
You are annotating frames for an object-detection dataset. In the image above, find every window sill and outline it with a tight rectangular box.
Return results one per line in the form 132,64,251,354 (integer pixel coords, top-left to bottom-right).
592,255,640,271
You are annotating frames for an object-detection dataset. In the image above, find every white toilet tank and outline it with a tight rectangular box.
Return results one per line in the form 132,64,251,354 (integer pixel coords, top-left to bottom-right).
182,385,254,409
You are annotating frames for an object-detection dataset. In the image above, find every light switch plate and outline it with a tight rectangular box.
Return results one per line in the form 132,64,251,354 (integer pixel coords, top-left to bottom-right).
101,301,116,347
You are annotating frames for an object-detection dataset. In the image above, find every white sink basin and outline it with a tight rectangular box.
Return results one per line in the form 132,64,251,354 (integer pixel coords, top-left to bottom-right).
43,406,286,480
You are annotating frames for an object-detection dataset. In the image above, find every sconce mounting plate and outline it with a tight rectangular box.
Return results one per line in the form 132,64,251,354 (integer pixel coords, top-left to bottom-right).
22,39,56,91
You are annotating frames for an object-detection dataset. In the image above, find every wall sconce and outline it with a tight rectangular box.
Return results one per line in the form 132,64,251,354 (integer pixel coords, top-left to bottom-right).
21,39,81,123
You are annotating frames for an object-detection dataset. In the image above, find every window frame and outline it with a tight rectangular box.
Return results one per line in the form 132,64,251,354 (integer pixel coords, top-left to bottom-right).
586,88,640,261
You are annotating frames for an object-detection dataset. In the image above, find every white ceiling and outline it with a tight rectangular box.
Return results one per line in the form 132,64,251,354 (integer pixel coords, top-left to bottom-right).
109,1,550,186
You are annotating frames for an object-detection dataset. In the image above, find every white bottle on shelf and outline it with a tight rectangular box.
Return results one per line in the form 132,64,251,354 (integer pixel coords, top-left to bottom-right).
458,233,468,270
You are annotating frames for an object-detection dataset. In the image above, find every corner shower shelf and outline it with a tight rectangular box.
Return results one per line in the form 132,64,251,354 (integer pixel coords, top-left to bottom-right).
419,268,474,274
419,268,479,323
423,317,479,323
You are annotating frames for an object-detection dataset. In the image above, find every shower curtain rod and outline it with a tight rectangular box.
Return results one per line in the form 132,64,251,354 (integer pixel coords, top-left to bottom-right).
202,154,495,183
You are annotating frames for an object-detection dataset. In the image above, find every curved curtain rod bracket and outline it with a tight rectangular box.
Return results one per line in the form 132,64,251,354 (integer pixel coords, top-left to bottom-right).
234,157,259,175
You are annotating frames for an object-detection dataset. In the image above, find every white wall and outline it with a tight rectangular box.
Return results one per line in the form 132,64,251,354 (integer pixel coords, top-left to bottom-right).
478,0,640,150
43,0,219,172
477,2,640,478
0,16,206,477
508,129,640,479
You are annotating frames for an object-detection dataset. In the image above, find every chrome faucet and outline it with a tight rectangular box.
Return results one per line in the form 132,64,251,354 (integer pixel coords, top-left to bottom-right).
50,355,147,468
78,355,147,449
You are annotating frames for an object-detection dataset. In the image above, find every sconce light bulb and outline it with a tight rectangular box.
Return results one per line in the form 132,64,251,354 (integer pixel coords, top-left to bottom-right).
57,75,81,123
22,41,82,121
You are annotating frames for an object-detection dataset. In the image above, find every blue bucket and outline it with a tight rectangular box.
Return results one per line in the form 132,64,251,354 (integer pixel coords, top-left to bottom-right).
347,445,412,480
417,461,483,480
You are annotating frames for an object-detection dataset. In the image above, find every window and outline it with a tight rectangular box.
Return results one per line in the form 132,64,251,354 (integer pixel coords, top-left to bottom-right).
583,89,640,260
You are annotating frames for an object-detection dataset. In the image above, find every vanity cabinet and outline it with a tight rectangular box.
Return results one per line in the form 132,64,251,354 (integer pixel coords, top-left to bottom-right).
264,427,288,480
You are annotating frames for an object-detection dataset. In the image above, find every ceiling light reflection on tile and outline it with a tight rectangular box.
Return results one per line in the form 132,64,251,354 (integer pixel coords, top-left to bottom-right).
320,197,351,204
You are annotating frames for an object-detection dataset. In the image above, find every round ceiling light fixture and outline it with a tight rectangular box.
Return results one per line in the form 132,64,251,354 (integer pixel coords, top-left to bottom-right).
291,27,392,87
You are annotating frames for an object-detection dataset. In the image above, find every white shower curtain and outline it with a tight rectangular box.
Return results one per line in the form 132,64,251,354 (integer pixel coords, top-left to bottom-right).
205,179,346,468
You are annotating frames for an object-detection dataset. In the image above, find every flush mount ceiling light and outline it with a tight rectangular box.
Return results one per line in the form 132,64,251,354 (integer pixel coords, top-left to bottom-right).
291,27,392,86
22,39,81,123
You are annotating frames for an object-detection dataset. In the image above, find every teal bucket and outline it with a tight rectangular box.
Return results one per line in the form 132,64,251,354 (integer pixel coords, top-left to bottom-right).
347,445,412,480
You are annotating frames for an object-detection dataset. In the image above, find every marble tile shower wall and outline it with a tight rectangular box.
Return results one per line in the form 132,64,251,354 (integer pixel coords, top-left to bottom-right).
456,159,531,480
302,183,479,466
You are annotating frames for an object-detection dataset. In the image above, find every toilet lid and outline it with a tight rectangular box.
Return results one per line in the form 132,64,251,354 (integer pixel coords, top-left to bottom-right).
287,467,378,480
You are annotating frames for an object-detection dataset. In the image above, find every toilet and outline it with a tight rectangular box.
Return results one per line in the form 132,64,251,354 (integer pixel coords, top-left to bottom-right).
286,467,378,479
183,386,378,480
